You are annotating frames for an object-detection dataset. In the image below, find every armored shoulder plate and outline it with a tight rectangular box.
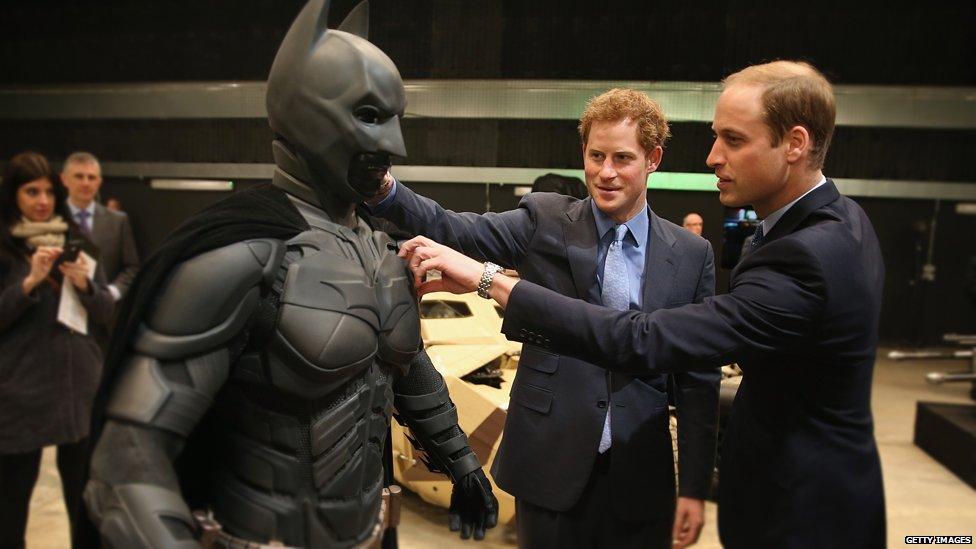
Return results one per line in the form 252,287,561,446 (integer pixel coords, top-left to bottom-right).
134,239,285,359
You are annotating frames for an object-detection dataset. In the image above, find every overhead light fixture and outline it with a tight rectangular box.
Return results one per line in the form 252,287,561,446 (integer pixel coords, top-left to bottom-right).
149,179,234,192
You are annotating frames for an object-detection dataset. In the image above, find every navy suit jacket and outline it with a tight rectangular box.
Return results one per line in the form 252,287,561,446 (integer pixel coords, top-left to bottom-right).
376,184,720,521
502,180,886,547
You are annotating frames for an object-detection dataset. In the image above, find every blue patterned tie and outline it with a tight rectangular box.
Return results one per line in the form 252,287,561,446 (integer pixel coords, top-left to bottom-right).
76,210,91,235
750,223,764,251
598,224,630,453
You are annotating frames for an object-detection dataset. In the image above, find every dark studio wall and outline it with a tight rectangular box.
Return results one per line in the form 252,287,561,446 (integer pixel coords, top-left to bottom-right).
1,1,974,343
3,0,974,84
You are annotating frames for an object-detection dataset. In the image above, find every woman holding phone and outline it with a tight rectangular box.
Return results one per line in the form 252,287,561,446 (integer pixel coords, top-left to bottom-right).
0,151,113,548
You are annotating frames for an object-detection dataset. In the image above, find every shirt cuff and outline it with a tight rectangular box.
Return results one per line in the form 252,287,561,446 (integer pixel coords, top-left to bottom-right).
367,178,399,214
108,284,121,301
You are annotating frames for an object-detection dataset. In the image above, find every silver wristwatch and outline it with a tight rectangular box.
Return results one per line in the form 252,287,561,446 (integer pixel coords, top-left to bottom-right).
477,262,503,299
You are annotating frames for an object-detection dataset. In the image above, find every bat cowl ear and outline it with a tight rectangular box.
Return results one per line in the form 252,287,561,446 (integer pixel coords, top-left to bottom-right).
336,1,369,39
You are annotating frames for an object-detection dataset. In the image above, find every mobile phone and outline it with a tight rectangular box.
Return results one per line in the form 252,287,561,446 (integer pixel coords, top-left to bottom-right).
60,239,84,263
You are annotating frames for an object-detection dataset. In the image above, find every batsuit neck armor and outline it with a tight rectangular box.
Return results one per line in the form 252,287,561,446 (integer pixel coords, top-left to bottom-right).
266,0,406,208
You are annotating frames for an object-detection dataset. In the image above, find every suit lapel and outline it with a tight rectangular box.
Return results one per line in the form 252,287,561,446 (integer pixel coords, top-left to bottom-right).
731,180,841,280
91,203,111,245
86,203,108,264
763,179,841,244
642,211,677,311
562,198,600,301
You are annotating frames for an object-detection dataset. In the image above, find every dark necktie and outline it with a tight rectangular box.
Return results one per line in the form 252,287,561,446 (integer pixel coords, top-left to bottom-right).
750,223,765,251
76,210,91,235
598,224,629,453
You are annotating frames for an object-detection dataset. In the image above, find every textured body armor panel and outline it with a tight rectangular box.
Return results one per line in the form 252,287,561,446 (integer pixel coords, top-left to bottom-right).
207,213,422,547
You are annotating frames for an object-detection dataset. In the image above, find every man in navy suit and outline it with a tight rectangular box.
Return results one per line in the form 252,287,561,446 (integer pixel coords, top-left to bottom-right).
402,61,886,548
371,89,720,548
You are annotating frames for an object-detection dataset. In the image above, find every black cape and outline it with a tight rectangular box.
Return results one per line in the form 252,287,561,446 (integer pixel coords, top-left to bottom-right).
91,183,309,435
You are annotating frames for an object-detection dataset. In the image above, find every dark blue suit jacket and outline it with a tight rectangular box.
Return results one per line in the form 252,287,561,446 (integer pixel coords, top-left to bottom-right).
376,184,720,522
502,181,886,547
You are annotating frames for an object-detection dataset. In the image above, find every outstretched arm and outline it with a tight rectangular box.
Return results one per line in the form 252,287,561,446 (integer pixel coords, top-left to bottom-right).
369,177,535,268
399,235,827,375
392,351,498,540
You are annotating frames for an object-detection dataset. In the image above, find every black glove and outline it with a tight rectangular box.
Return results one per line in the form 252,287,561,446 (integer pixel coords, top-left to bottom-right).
448,469,499,540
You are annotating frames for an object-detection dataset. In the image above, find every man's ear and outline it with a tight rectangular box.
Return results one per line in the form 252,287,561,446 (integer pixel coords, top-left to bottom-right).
786,126,810,164
646,146,663,173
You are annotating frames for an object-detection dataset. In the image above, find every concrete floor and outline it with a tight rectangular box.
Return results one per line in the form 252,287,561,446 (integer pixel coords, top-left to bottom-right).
24,349,976,548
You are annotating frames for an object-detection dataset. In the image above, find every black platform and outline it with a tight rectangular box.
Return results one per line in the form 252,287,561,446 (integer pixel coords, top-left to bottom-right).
914,401,976,490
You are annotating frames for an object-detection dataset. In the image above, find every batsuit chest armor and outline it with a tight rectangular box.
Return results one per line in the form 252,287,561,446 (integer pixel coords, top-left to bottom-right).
202,202,421,547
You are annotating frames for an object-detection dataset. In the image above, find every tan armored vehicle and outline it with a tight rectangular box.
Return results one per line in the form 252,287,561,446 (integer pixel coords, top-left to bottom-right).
394,290,743,517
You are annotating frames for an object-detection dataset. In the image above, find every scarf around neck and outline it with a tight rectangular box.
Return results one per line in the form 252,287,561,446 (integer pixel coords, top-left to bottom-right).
10,215,68,249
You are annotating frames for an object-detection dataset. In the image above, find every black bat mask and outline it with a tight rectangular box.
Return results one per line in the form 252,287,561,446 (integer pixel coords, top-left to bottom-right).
266,0,406,203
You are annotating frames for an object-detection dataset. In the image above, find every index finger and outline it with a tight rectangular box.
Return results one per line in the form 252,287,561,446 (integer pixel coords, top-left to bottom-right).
37,245,62,255
397,236,430,258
